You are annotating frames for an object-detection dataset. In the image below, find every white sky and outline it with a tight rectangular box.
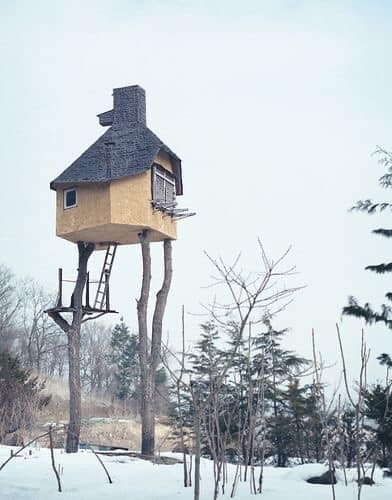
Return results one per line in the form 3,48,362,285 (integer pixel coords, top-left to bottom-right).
1,0,392,385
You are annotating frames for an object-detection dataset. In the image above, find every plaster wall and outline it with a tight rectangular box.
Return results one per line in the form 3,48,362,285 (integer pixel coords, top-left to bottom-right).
55,152,177,245
110,171,177,240
56,183,111,237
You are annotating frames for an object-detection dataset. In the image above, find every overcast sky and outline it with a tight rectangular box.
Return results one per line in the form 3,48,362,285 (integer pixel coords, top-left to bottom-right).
1,0,392,384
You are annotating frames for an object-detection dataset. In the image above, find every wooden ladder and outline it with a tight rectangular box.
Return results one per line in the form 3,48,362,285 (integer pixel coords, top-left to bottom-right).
93,244,117,310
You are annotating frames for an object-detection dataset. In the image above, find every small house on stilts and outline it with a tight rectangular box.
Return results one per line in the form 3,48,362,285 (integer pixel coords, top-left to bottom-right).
47,85,193,453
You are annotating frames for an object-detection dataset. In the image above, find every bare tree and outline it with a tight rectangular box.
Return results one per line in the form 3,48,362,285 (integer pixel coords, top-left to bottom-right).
0,265,20,350
311,329,337,500
17,279,64,373
337,325,370,500
194,242,298,499
165,240,299,500
80,322,115,394
48,242,95,453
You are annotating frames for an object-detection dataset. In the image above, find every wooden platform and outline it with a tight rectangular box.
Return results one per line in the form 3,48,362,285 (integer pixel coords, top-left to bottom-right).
45,306,118,316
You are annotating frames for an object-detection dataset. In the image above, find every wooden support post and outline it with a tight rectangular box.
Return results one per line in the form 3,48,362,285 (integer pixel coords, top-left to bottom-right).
137,234,173,456
86,272,90,309
105,271,110,311
57,268,63,307
47,242,95,453
48,425,62,492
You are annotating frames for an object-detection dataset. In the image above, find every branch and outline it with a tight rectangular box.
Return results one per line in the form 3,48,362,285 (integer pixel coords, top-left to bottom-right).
47,311,70,333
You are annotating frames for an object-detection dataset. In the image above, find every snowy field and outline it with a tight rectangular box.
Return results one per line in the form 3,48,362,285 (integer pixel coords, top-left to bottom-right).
0,445,391,500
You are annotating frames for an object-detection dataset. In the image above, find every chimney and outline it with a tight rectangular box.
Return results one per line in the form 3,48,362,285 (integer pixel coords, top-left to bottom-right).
112,85,146,127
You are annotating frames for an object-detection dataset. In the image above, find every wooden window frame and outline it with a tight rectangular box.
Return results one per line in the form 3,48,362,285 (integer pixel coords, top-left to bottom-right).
152,165,176,206
63,187,77,210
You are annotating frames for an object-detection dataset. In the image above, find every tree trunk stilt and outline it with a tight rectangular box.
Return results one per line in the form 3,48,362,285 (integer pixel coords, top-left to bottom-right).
48,242,95,453
137,233,173,456
66,327,82,453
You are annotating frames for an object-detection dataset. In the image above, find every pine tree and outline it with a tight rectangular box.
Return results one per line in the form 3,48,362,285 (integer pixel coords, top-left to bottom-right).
340,406,357,468
343,148,392,346
252,316,309,466
189,321,225,383
174,317,313,467
188,321,227,457
225,323,253,463
110,319,139,401
284,378,309,464
110,319,169,413
302,383,324,462
364,383,392,467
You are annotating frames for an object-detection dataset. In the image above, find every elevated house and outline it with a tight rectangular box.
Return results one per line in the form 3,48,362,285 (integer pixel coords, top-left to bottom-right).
46,85,192,455
49,85,192,313
50,85,188,248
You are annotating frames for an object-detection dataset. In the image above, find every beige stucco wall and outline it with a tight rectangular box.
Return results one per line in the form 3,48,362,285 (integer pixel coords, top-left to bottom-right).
110,170,177,241
56,183,111,237
55,151,177,246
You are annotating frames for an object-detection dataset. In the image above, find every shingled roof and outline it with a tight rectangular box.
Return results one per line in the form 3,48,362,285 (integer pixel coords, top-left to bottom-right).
50,86,183,195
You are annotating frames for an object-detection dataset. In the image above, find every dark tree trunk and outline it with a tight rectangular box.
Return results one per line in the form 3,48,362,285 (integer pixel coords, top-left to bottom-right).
48,242,94,453
137,231,152,455
141,374,155,455
66,326,82,453
137,233,173,456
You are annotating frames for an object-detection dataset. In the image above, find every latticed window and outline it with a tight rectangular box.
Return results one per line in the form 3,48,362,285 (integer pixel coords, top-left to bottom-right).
152,165,176,205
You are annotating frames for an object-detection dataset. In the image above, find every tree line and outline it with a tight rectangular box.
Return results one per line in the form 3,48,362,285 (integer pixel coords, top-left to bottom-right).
0,266,169,443
166,316,392,497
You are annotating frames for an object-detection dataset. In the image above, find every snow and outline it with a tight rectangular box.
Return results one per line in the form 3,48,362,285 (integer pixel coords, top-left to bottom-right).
0,445,391,500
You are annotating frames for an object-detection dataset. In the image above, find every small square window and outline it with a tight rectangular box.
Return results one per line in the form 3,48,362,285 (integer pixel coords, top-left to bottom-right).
64,188,77,209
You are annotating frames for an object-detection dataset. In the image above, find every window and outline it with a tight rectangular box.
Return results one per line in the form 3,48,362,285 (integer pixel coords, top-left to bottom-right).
152,165,176,206
64,188,77,209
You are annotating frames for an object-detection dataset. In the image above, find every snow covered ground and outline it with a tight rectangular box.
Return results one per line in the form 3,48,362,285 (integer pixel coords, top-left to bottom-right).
0,445,391,500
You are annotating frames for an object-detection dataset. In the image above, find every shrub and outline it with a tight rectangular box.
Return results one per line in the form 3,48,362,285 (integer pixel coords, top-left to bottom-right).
0,351,50,442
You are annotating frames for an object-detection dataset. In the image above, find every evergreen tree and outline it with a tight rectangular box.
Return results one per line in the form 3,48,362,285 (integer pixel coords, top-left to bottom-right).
340,406,357,468
225,322,253,462
343,148,392,350
302,383,324,462
252,316,309,466
188,321,228,457
110,319,169,411
172,317,315,467
284,378,310,464
364,383,392,467
189,321,225,383
252,316,308,388
110,319,139,400
169,321,227,459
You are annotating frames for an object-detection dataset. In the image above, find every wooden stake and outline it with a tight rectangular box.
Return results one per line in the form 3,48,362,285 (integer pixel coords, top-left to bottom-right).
48,425,62,492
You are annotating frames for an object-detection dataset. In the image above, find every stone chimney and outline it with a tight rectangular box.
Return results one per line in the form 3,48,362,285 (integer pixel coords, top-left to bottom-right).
97,85,147,127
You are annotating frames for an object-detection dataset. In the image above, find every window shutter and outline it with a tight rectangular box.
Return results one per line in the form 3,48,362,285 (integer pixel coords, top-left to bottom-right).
165,182,175,203
155,175,165,202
